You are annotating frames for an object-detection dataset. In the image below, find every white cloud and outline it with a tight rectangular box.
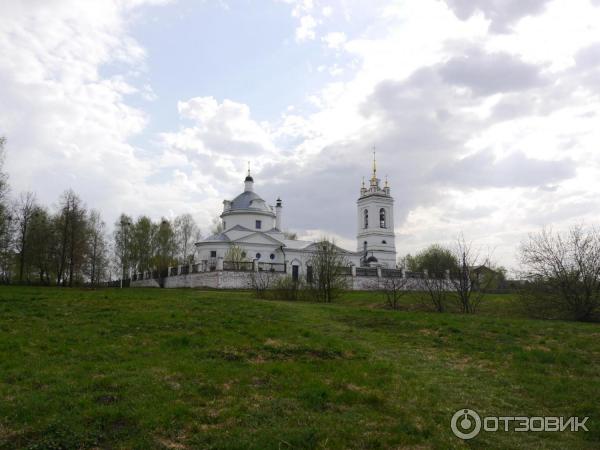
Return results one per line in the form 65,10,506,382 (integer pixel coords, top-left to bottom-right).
295,15,317,41
322,31,347,49
0,0,180,226
261,0,600,269
5,0,600,270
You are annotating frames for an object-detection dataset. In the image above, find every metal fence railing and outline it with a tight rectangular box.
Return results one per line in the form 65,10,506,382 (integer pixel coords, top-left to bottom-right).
356,267,378,277
382,268,403,278
405,271,424,279
223,261,253,271
258,262,286,272
338,266,353,276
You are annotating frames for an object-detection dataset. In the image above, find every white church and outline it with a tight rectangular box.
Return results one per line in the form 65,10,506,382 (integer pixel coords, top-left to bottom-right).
194,156,397,278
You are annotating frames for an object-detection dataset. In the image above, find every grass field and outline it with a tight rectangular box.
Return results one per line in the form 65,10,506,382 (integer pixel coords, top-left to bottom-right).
0,286,598,449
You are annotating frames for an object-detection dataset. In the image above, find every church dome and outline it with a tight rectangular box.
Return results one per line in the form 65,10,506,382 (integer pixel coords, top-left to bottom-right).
244,175,254,182
229,191,272,213
366,255,378,263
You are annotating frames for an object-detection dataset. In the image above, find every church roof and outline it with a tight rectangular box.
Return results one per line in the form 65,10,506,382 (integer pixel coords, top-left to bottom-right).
228,191,272,213
203,232,230,242
228,224,253,232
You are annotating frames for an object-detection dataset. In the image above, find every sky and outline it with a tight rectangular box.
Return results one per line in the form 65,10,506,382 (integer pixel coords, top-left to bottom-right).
2,0,600,272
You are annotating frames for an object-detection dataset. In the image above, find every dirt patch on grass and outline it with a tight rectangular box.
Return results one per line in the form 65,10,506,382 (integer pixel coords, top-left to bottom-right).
95,394,119,405
205,345,350,363
156,436,189,449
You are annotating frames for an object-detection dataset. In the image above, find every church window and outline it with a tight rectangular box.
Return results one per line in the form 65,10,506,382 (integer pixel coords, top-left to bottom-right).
380,208,386,228
241,251,246,258
270,253,275,260
210,250,217,258
256,252,261,259
363,209,369,228
256,220,262,229
382,240,387,244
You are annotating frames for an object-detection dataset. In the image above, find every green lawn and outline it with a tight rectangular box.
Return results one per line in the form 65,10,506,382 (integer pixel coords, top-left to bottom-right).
0,286,598,449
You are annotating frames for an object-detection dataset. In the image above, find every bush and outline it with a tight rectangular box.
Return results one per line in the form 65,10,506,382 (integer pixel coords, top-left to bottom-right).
519,226,600,322
267,276,307,301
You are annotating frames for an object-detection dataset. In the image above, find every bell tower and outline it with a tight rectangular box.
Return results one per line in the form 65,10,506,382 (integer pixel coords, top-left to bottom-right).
356,150,396,267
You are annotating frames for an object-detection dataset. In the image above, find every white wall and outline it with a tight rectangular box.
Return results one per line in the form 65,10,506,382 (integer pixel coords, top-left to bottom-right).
221,211,276,232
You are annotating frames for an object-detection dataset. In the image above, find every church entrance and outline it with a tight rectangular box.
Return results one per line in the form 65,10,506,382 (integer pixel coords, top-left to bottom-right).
292,265,299,281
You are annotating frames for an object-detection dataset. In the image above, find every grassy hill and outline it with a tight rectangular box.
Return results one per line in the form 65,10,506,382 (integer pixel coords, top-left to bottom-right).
0,286,598,449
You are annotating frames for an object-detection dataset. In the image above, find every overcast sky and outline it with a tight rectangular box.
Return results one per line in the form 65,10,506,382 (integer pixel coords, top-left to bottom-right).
2,0,600,271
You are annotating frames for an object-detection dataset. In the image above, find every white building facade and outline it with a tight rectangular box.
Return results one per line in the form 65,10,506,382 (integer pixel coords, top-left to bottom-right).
194,160,397,279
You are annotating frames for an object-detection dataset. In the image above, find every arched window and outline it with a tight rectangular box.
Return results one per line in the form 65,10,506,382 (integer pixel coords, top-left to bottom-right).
364,209,369,228
380,208,386,228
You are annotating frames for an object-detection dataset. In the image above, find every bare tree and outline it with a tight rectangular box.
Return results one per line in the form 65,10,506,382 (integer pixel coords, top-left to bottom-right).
87,209,108,285
308,238,350,303
0,209,13,283
174,213,200,264
450,235,492,314
380,275,409,310
210,216,224,235
283,231,298,240
250,270,277,298
519,226,600,322
14,192,36,282
0,137,10,250
422,276,450,313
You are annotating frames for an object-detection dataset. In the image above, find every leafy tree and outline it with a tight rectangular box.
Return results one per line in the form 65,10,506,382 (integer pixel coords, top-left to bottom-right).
153,218,177,283
113,214,134,282
131,216,155,274
407,244,458,277
26,206,54,284
224,244,248,270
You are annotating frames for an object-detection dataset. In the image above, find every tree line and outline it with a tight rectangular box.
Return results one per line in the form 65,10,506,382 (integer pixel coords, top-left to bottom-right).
0,138,202,285
395,230,600,322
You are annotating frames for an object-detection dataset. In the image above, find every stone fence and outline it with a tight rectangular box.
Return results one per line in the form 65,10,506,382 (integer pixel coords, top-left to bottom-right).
130,258,452,291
